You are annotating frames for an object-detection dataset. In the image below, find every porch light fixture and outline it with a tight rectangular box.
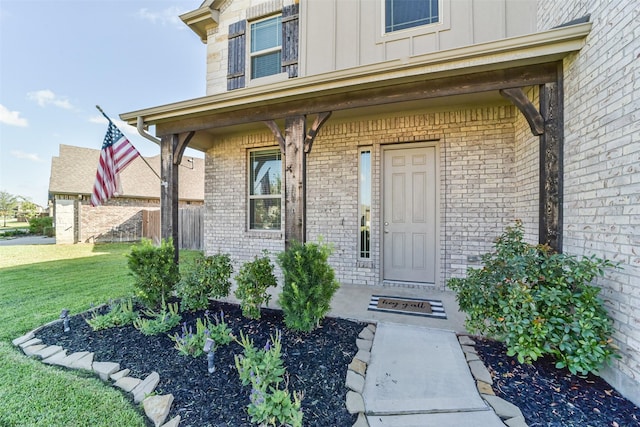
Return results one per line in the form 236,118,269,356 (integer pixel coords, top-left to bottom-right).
60,309,70,333
204,338,215,373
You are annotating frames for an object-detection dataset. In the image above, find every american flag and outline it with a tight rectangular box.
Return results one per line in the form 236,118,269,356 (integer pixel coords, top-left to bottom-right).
90,120,141,207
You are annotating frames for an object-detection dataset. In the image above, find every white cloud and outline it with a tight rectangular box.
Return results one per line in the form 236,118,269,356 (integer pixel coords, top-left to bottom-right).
10,150,45,163
0,104,28,127
137,6,187,29
27,89,73,109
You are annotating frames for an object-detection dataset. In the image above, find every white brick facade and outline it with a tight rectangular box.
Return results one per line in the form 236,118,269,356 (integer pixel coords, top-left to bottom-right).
204,104,541,288
538,0,640,405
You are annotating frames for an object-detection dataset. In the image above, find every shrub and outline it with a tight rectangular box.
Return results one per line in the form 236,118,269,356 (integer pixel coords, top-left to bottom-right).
277,240,339,332
170,310,233,357
126,239,180,308
133,301,182,336
86,299,138,331
28,216,53,235
448,220,618,375
177,253,233,312
234,252,278,319
234,330,303,427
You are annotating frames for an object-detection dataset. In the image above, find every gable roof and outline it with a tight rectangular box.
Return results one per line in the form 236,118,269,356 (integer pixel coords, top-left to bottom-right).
49,144,204,201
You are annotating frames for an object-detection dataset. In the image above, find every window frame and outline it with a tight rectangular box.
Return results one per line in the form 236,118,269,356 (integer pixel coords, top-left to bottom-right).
248,14,283,81
247,147,283,232
358,147,372,260
375,0,449,44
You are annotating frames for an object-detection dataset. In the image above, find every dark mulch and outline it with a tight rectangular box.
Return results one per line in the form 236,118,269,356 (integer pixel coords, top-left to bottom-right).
473,337,640,427
36,300,363,427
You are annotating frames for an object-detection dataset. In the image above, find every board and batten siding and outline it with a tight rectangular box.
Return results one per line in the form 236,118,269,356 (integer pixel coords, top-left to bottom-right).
300,0,537,76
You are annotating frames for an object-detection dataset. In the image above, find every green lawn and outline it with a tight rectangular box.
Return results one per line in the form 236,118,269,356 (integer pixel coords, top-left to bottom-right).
0,243,198,426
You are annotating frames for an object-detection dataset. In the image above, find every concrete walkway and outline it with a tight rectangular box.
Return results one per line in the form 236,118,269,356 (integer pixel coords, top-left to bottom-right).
329,284,526,426
363,323,503,426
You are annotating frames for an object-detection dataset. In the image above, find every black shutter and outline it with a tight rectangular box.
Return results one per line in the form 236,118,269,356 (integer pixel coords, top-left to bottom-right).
227,20,246,90
281,4,299,78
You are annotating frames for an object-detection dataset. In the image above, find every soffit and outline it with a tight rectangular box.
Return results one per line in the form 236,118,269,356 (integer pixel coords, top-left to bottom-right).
121,22,591,150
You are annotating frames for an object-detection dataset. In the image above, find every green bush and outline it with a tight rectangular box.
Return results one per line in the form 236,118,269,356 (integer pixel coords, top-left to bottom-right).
177,253,233,312
170,311,232,357
277,240,339,332
448,220,618,375
28,216,53,235
133,301,181,336
234,252,278,319
234,330,303,427
126,239,180,308
85,299,138,331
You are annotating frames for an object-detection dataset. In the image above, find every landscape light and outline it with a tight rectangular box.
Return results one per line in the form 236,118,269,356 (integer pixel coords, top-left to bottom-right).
204,338,215,373
60,309,70,333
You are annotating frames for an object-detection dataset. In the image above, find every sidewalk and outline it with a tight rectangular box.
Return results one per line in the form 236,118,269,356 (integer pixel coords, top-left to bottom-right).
0,235,55,246
329,284,526,426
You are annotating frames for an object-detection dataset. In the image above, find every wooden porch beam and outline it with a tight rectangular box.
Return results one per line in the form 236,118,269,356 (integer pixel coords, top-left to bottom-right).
539,68,564,253
156,63,559,136
304,112,332,153
263,120,286,152
499,88,545,136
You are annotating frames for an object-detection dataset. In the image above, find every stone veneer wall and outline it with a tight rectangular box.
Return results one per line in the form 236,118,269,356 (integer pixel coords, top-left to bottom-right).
538,0,640,405
204,104,536,289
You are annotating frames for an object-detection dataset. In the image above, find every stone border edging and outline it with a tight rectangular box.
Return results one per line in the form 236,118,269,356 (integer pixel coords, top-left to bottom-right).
458,335,529,427
12,327,180,427
345,323,375,427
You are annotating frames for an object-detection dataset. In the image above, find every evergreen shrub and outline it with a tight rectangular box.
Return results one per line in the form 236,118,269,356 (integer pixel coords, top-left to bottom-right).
277,240,339,332
448,220,618,375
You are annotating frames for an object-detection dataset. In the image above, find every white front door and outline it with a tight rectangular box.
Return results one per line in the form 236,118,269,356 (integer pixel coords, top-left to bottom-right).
383,145,437,283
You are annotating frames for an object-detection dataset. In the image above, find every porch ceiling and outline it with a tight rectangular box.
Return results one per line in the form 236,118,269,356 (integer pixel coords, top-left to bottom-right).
120,21,591,152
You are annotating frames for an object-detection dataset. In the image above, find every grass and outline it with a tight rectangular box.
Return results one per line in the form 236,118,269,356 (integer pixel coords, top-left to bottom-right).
0,242,199,427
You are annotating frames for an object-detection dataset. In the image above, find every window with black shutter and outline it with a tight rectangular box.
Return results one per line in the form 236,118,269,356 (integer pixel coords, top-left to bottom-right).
226,4,298,91
227,20,246,90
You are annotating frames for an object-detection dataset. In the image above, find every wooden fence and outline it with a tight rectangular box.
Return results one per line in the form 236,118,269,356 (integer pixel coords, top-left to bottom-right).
142,207,203,250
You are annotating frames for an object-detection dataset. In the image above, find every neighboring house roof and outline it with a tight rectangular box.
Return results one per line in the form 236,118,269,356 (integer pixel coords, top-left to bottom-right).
49,144,204,201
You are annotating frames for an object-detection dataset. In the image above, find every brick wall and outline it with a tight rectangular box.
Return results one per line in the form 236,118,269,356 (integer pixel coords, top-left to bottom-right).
538,0,640,406
204,104,541,289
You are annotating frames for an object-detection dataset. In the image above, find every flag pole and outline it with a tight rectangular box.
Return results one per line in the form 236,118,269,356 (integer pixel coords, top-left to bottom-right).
95,105,162,181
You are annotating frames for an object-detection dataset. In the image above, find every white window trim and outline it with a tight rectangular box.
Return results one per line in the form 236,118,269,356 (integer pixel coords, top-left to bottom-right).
375,0,450,44
358,147,372,260
248,14,283,82
247,147,283,232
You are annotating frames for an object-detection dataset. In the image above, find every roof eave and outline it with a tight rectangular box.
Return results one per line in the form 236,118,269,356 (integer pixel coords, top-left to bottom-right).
121,21,592,127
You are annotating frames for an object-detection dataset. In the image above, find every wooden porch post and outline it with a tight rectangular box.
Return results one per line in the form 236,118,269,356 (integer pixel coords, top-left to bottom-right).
283,116,306,247
264,113,331,249
160,132,194,262
539,67,564,253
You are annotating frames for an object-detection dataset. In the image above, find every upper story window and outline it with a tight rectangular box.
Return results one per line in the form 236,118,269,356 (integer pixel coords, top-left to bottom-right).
250,15,282,79
227,4,299,91
385,0,439,33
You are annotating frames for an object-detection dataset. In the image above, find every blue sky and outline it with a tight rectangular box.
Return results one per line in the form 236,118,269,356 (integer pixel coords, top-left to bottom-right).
0,0,206,206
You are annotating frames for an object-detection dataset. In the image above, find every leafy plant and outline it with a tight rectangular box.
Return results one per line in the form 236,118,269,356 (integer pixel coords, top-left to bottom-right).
170,310,232,357
234,252,277,319
177,253,233,312
133,301,182,336
126,239,180,308
86,299,138,331
28,216,53,236
277,239,340,332
234,330,303,427
448,220,618,375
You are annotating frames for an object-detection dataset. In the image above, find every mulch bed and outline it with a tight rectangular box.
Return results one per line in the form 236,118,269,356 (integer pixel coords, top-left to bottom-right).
34,301,640,427
36,300,363,427
473,338,640,427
